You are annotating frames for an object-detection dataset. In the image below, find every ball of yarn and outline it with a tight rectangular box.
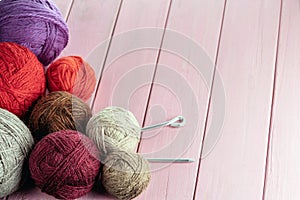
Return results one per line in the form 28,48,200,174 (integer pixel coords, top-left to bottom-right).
0,42,46,118
46,56,97,101
0,108,34,198
86,106,141,158
0,0,69,66
102,150,151,200
29,130,101,199
29,91,92,141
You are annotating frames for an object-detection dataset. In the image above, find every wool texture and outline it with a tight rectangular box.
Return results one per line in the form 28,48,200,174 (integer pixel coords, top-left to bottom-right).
46,56,96,101
102,150,151,200
0,108,34,198
0,42,46,118
86,106,141,159
29,130,101,199
29,91,92,141
0,0,69,66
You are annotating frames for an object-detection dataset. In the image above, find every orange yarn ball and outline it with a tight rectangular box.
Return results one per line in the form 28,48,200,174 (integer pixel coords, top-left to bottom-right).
46,56,96,101
0,42,46,118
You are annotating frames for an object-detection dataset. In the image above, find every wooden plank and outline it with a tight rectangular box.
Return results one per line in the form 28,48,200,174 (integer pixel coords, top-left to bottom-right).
7,0,121,199
194,0,281,199
263,0,300,199
59,0,122,105
92,0,171,120
83,0,172,199
61,0,121,58
52,0,73,20
137,0,225,199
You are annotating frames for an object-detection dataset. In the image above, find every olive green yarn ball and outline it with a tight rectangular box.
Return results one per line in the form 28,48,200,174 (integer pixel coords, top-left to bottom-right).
101,150,151,200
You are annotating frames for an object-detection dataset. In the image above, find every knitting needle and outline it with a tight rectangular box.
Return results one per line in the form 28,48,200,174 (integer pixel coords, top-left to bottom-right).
146,158,195,163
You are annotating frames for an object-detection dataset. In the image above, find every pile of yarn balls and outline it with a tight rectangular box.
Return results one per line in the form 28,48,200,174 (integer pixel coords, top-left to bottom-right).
0,0,151,200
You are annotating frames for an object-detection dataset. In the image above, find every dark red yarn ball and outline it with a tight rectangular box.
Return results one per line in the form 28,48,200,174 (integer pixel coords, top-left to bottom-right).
29,130,101,199
0,42,46,118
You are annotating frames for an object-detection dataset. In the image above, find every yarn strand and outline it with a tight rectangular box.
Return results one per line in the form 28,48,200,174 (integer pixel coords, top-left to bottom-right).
141,116,186,131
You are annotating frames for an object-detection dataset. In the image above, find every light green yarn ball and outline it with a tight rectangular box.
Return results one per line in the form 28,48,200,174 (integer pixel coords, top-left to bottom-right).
86,106,141,158
0,108,34,198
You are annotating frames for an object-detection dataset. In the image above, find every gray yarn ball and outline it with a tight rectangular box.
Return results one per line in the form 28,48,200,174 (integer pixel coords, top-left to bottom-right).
0,108,34,197
86,106,141,158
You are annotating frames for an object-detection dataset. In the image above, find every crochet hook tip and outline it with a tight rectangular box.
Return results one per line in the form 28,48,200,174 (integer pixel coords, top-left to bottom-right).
146,158,195,163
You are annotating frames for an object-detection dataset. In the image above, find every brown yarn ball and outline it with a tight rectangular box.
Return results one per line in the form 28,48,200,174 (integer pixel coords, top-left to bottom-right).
101,150,151,200
29,91,92,141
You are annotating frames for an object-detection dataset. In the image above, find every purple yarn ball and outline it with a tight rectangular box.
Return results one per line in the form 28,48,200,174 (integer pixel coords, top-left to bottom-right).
0,0,69,66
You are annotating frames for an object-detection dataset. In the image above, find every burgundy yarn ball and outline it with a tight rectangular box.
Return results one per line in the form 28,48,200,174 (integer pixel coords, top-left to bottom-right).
29,130,101,199
0,0,69,66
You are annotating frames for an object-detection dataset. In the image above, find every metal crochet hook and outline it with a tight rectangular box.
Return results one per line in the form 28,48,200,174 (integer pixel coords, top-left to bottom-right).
141,116,186,131
146,158,195,163
141,116,189,163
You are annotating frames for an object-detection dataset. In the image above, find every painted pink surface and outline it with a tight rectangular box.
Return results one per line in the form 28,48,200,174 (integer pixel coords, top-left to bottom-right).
263,0,300,199
61,0,121,58
92,0,171,119
137,0,225,199
60,0,122,107
195,0,281,199
84,0,172,199
7,185,117,200
52,0,73,20
60,0,122,105
5,0,300,199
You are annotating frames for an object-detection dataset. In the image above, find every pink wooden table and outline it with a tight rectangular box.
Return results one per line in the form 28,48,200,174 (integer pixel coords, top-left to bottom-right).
4,0,300,199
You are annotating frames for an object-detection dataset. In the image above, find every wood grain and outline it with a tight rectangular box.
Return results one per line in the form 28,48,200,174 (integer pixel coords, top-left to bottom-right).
61,0,121,58
60,0,122,105
263,0,300,199
85,0,172,199
137,0,225,199
92,0,171,120
5,0,299,199
52,0,73,20
194,0,281,199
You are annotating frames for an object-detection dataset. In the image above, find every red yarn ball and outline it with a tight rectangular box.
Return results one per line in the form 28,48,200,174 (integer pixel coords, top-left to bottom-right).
0,42,46,118
29,130,101,199
46,56,96,101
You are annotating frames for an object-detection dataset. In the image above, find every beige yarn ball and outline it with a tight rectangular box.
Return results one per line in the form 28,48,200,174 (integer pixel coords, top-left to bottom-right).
0,108,34,197
102,150,151,200
86,106,141,157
